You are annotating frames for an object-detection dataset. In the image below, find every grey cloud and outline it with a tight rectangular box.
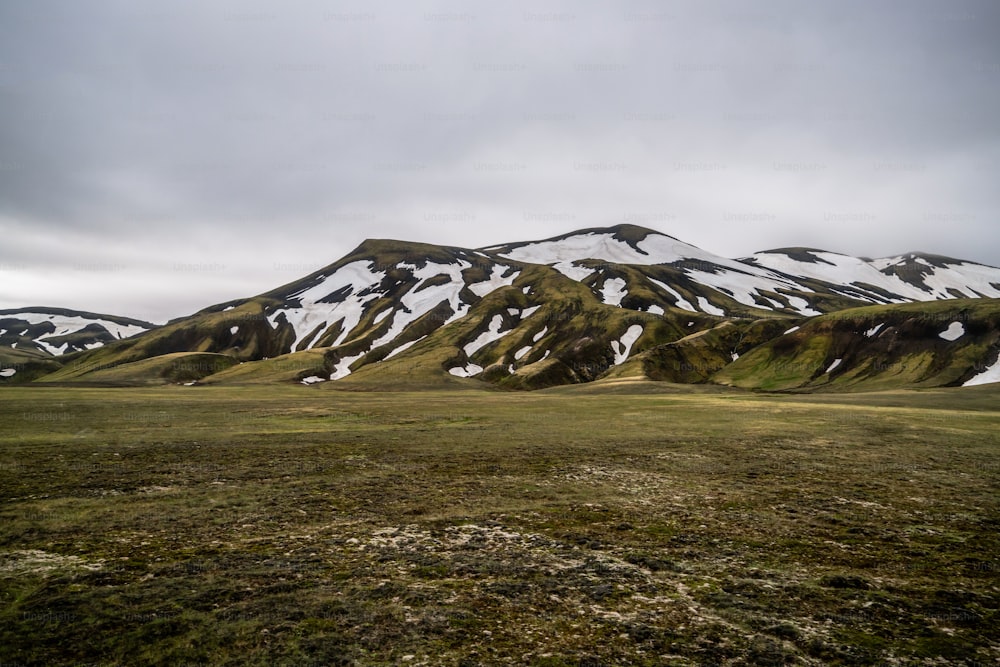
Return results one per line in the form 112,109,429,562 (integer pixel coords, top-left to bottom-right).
1,0,997,321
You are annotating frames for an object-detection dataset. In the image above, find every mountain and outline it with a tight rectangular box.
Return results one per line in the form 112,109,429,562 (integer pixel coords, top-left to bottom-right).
0,308,155,383
0,307,153,356
9,225,1000,390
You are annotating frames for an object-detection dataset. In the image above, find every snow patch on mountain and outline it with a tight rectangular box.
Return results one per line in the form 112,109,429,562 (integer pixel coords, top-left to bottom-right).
917,262,1000,299
939,322,965,341
552,262,595,281
696,297,725,316
865,324,885,338
463,314,510,357
384,337,424,360
611,324,643,365
648,279,696,312
0,368,16,378
500,231,739,269
521,306,541,319
448,364,484,377
331,351,365,380
35,340,70,356
270,260,387,351
784,296,821,317
751,250,1000,303
469,265,520,297
964,357,1000,386
601,278,627,306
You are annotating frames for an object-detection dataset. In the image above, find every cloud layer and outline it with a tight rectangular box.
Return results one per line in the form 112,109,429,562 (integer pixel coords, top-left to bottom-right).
2,0,997,322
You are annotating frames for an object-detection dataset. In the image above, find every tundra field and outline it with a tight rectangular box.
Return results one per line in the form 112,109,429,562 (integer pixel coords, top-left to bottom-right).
1,383,999,666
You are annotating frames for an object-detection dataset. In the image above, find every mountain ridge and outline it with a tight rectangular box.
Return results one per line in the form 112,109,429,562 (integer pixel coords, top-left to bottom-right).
4,225,1000,391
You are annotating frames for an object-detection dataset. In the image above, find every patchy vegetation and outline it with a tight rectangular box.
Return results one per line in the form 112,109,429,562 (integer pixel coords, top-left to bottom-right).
716,299,1000,391
1,384,998,665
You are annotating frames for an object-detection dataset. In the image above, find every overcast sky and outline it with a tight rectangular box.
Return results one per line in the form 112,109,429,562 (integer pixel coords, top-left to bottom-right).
1,0,998,323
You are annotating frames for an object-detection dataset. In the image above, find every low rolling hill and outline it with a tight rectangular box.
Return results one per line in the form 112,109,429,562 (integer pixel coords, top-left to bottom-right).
713,299,1000,392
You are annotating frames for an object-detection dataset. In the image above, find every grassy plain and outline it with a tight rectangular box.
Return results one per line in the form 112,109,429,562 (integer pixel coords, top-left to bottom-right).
1,382,998,665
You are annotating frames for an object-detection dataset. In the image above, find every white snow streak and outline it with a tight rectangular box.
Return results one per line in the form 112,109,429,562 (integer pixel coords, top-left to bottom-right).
648,278,696,312
696,297,725,316
369,261,473,350
270,261,386,351
865,324,885,338
330,352,366,380
611,325,644,365
463,314,510,357
825,358,843,373
384,337,424,360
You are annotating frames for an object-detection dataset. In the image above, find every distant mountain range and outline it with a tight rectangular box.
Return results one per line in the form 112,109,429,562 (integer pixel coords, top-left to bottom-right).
3,225,999,391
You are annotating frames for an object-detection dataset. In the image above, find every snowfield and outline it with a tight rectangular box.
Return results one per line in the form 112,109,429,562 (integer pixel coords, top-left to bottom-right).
750,250,1000,303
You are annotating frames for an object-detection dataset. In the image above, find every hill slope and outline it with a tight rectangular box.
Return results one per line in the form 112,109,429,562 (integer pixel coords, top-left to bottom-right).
714,299,1000,391
16,225,1000,390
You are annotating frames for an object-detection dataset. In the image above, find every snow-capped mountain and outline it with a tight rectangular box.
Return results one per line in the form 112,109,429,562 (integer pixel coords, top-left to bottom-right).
12,225,1000,390
0,308,154,356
